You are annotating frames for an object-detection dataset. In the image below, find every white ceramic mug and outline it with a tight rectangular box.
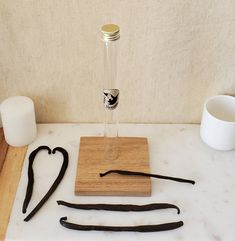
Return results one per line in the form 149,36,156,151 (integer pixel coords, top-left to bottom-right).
200,95,235,151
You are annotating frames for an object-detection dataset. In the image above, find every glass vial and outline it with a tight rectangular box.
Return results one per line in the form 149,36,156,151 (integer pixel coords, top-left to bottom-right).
101,24,120,161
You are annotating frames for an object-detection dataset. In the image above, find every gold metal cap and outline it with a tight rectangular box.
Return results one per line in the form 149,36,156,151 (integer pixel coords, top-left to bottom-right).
101,24,120,42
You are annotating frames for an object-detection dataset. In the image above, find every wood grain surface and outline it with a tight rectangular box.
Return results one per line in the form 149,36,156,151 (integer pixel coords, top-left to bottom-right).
0,145,28,241
75,137,151,196
0,129,9,174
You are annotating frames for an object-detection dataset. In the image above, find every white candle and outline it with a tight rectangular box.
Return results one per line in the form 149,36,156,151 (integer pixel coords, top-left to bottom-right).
0,96,37,146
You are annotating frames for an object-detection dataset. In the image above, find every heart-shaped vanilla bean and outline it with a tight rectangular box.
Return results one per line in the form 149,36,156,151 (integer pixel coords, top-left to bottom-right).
22,146,69,222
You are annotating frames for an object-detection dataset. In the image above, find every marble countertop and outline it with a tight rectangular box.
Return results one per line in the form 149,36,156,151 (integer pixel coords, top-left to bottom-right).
5,124,235,241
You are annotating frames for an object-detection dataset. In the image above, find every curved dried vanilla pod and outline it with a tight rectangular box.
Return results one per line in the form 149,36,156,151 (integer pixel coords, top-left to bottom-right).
60,217,184,232
23,146,69,222
22,146,51,214
100,169,195,185
57,200,180,214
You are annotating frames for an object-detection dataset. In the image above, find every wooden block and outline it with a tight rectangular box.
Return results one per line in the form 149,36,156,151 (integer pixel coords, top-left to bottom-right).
0,145,28,241
0,128,3,142
0,128,9,173
75,137,151,196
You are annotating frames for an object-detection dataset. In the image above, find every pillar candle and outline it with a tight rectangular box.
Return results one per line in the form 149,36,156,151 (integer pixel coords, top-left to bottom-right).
0,96,37,146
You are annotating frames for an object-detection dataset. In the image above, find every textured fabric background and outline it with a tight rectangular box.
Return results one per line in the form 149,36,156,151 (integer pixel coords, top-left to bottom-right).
0,0,235,123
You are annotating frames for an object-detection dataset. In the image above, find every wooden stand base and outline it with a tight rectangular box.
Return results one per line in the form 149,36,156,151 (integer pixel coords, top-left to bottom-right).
75,137,151,196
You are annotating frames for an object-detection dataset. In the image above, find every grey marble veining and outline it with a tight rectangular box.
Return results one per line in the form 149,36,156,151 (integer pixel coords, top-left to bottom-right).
5,124,235,241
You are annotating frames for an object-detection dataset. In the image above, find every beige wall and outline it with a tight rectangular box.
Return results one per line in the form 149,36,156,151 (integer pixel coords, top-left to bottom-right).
0,0,235,123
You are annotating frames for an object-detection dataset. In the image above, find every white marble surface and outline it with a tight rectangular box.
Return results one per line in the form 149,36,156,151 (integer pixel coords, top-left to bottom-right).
5,124,235,241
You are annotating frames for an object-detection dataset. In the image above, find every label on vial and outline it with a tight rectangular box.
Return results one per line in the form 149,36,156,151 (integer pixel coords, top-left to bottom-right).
103,89,119,110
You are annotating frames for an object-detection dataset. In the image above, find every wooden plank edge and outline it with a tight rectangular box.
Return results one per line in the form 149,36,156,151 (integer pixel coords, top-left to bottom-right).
0,137,9,174
75,189,152,196
0,145,28,241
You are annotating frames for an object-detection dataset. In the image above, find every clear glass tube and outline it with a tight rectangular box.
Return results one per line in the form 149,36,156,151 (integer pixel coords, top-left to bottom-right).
103,36,119,161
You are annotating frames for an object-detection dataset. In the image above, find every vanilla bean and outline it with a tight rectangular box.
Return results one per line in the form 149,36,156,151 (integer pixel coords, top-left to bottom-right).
60,217,183,232
57,200,180,214
100,169,195,185
22,146,51,214
23,146,69,222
